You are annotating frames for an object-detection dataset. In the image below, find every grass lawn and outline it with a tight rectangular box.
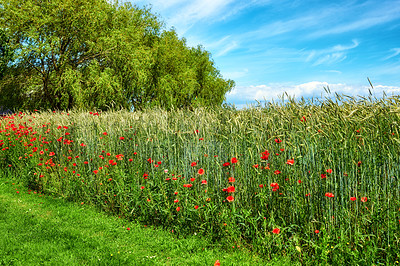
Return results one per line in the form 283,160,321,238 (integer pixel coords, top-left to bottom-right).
0,178,290,265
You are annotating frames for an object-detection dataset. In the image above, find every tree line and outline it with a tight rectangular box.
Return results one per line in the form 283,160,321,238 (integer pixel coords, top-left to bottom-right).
0,0,234,111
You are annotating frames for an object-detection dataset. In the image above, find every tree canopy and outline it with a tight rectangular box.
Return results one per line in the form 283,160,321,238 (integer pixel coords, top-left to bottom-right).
0,0,234,111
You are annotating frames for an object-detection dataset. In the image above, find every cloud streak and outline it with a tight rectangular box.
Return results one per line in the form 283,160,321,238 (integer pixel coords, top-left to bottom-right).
306,40,359,66
384,48,400,60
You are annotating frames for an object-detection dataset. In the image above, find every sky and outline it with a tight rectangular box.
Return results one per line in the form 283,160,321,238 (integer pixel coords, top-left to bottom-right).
133,0,400,108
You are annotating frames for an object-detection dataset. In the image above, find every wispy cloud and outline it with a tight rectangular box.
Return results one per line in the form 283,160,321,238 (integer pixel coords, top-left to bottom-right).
136,0,276,35
221,68,249,79
384,48,400,60
306,40,359,66
216,41,239,57
307,1,400,38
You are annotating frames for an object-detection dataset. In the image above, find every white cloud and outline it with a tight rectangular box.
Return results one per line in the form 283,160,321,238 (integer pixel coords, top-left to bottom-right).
226,81,400,108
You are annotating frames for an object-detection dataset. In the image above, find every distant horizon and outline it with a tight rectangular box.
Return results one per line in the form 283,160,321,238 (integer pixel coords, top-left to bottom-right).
134,0,400,109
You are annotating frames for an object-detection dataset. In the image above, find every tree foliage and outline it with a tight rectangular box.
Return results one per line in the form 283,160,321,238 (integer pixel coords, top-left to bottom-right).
0,0,234,111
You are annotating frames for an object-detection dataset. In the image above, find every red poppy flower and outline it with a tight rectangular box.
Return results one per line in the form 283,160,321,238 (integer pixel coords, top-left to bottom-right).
350,197,356,201
226,196,234,202
183,184,193,188
222,162,230,167
103,132,107,135
274,170,281,175
174,199,179,203
198,168,204,175
176,207,181,212
127,227,131,231
214,260,221,266
119,137,125,140
321,174,327,179
201,180,207,185
231,157,238,164
140,186,144,190
357,161,362,167
286,159,294,165
274,138,282,143
190,178,195,182
314,230,320,234
326,169,332,173
325,192,334,198
298,180,302,184
259,184,264,188
361,197,368,202
49,152,55,156
191,162,197,167
93,170,98,174
228,177,235,183
226,186,235,193
194,205,199,209
272,228,280,234
253,164,259,168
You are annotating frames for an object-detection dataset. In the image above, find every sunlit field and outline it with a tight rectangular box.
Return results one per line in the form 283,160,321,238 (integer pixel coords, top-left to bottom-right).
1,95,400,264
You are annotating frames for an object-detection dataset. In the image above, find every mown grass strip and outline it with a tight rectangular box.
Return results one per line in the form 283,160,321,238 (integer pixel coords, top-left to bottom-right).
0,178,288,266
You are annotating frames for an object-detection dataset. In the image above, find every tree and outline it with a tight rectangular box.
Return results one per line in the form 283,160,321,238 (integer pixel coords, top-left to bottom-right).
0,0,234,111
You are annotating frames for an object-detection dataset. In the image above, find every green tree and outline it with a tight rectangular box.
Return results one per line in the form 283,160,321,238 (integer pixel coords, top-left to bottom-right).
0,0,234,111
0,28,12,79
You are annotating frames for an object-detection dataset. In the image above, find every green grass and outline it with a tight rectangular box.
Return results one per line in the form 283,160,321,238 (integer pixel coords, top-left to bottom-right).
0,177,281,265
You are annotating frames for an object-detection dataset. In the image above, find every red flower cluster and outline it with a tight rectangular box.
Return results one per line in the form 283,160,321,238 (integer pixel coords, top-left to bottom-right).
222,162,230,167
270,182,279,192
260,150,270,160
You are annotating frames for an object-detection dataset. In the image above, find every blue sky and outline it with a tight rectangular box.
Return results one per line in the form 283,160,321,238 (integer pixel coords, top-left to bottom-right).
134,0,400,108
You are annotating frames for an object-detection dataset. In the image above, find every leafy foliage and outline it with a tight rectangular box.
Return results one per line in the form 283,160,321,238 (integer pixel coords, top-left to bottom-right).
0,0,234,111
